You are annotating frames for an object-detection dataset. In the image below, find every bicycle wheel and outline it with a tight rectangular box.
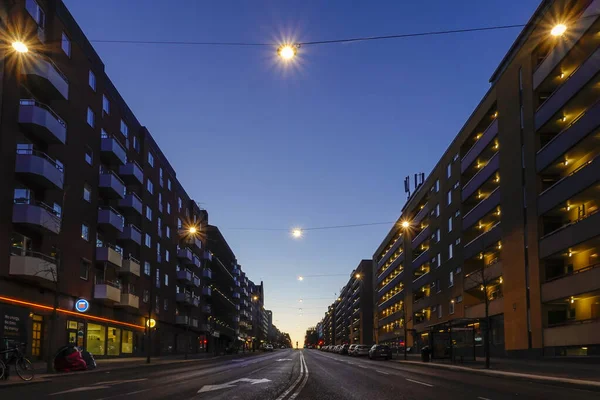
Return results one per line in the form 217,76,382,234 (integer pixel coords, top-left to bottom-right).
15,357,34,381
0,359,5,380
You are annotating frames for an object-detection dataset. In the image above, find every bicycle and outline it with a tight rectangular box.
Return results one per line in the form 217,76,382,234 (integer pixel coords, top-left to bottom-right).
0,343,34,381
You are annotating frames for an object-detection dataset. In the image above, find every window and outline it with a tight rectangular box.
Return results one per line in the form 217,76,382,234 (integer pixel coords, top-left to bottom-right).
456,266,462,274
86,107,95,127
178,197,182,211
86,323,105,356
167,202,171,214
156,268,161,288
144,261,151,276
131,136,139,153
164,299,168,311
435,179,440,192
102,95,110,115
449,271,454,287
455,210,461,218
435,229,441,242
448,217,453,232
456,295,463,303
453,182,460,190
453,154,459,162
447,163,451,178
455,238,461,245
166,226,171,238
158,193,163,212
447,190,452,205
167,179,172,191
165,249,169,262
81,224,89,241
449,300,455,315
145,206,152,221
122,330,134,354
53,202,62,218
157,243,161,262
437,253,441,267
88,70,96,91
436,279,441,293
84,146,93,165
448,244,453,260
159,168,164,187
145,234,152,248
26,0,45,29
177,218,182,229
83,184,92,202
436,204,440,217
148,152,154,167
120,120,128,138
61,32,71,56
164,274,169,286
155,296,160,314
143,290,149,303
80,259,90,280
157,217,162,237
437,305,442,319
147,179,153,194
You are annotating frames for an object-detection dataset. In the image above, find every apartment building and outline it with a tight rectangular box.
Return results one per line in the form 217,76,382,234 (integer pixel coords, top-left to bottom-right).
0,0,217,360
321,303,336,346
373,0,600,358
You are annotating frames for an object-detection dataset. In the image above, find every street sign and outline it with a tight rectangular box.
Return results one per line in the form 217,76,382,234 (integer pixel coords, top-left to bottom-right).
75,299,89,313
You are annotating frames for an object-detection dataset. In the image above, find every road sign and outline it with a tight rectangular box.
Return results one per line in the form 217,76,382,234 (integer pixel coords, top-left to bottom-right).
197,378,271,393
75,299,89,313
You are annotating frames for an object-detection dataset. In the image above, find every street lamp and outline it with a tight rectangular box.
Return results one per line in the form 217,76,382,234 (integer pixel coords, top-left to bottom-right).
291,228,303,239
297,276,304,281
277,44,298,60
551,23,567,37
12,41,28,53
400,220,411,229
355,273,361,279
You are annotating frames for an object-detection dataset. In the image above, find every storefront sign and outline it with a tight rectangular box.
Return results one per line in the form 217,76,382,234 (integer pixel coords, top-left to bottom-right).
146,318,156,328
0,304,29,345
75,299,90,313
212,330,220,338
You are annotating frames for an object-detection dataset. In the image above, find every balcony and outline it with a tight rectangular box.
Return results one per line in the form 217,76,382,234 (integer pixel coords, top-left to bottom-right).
544,319,600,347
175,292,193,305
233,292,241,299
176,269,193,284
378,290,404,312
464,260,503,292
118,224,142,246
175,315,190,325
202,268,212,279
97,207,124,233
193,296,200,307
539,210,600,258
461,119,499,174
537,100,600,172
202,287,212,297
96,246,123,268
542,264,600,302
15,150,64,190
462,152,500,200
193,237,202,251
464,297,504,319
99,170,126,200
117,293,139,310
9,249,56,286
411,225,431,249
18,100,66,145
412,247,430,269
94,282,121,304
177,247,193,263
234,279,241,288
119,257,141,277
117,193,143,217
21,57,69,100
463,188,501,230
193,275,201,287
203,251,213,262
538,158,600,216
464,222,502,261
192,255,201,268
202,305,212,314
535,46,600,131
118,162,144,185
533,0,600,89
12,201,61,235
100,134,127,166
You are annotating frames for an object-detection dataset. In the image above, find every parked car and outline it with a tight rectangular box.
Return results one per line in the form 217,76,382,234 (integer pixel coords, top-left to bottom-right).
353,345,371,357
264,344,274,352
369,344,392,360
348,344,357,355
340,344,350,355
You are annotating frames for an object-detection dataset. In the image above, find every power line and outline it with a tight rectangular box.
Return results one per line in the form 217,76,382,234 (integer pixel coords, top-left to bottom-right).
222,221,394,232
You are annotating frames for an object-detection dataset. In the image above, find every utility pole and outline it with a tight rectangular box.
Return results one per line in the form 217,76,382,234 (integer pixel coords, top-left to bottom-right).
147,266,154,364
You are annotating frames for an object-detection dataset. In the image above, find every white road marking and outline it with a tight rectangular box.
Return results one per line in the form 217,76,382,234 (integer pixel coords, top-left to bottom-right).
376,370,390,375
288,353,309,400
197,378,272,393
477,397,492,400
275,353,305,400
276,358,293,362
357,364,368,369
50,386,110,395
406,378,434,387
93,378,148,386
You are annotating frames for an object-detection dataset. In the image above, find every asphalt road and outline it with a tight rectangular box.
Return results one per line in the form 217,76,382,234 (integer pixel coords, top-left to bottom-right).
1,349,598,399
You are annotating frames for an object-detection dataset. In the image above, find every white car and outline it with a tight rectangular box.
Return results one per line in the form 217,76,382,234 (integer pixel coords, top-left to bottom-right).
264,344,274,351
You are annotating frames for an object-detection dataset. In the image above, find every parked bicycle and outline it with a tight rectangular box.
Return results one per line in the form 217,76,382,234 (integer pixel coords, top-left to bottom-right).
0,342,34,381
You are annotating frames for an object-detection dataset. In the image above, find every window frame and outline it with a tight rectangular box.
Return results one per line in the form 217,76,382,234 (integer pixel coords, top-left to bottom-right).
61,32,71,57
86,107,95,128
88,70,96,91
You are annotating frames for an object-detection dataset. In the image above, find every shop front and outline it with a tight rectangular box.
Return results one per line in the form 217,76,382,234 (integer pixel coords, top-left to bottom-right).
66,318,138,357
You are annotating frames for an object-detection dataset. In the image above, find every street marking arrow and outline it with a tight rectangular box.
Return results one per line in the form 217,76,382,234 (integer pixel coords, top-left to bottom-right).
198,378,272,393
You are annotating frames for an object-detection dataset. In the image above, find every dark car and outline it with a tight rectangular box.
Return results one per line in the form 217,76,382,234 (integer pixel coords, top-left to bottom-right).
340,344,350,355
369,344,392,360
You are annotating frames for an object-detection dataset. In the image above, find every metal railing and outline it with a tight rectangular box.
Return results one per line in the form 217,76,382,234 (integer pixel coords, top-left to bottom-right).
96,241,123,255
100,131,127,153
540,155,598,196
547,317,600,328
463,187,500,221
99,167,126,186
462,118,497,163
20,99,66,127
10,246,56,264
94,278,122,289
462,151,499,190
545,262,600,283
541,208,600,239
13,197,61,218
16,149,64,171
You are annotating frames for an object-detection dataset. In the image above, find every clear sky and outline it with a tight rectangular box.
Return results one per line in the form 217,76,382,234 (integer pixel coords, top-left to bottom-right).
64,0,539,347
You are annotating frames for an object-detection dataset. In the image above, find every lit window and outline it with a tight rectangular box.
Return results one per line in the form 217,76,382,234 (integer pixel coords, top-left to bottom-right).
449,300,455,314
102,95,110,115
145,206,152,221
157,217,162,237
147,179,153,194
449,271,454,287
164,274,169,286
167,179,172,191
81,224,89,241
120,120,128,138
448,244,453,259
148,152,154,167
61,32,71,57
145,234,152,248
144,262,151,276
89,70,96,91
84,147,93,165
86,107,95,127
448,217,453,232
83,184,92,202
165,249,169,262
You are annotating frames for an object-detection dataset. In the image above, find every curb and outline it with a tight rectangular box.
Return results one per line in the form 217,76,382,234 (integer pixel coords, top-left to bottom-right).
392,360,600,391
0,378,51,389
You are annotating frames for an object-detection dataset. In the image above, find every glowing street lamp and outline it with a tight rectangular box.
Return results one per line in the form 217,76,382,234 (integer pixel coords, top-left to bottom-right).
291,228,303,239
355,273,361,279
551,24,567,37
400,220,411,229
12,41,28,53
277,44,298,60
297,276,304,281
252,295,259,301
188,226,197,234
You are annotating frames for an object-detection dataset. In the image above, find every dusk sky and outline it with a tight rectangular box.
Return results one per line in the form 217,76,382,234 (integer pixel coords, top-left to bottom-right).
64,0,539,347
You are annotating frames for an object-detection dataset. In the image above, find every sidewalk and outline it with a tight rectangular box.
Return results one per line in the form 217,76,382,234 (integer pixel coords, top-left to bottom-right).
390,353,600,390
0,350,262,388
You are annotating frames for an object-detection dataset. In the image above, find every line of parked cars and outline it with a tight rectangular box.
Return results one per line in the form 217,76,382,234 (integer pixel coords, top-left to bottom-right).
319,344,392,360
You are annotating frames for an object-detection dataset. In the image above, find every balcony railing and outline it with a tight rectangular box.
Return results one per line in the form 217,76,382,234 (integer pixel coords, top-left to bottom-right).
542,263,600,302
20,57,69,100
12,198,61,234
15,149,64,190
9,248,57,285
461,119,499,173
18,99,66,144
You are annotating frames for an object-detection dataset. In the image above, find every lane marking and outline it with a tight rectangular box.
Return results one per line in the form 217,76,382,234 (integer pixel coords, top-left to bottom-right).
376,370,390,375
478,397,492,400
275,353,305,400
406,378,434,387
288,352,309,400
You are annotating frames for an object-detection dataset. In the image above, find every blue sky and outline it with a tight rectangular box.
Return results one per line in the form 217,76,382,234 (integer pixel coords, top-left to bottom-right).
64,0,539,346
